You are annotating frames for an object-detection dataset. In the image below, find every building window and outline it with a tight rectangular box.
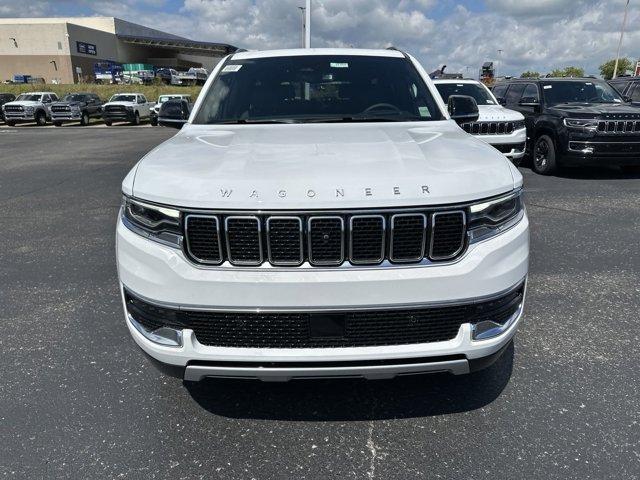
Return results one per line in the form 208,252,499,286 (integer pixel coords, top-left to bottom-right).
58,41,62,50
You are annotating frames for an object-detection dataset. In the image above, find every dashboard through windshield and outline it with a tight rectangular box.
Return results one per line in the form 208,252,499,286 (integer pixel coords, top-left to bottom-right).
194,55,444,124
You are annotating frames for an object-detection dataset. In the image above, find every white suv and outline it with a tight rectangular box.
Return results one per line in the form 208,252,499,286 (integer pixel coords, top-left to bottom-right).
434,79,527,164
117,48,529,382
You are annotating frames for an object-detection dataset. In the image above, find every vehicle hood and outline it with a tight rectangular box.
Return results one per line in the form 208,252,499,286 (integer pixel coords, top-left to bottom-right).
478,104,524,122
52,101,86,107
130,122,519,209
4,101,41,107
549,102,640,119
105,101,135,107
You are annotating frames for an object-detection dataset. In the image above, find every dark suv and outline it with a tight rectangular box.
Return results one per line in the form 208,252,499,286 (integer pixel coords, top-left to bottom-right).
493,78,640,174
50,93,103,126
608,76,640,105
0,93,16,122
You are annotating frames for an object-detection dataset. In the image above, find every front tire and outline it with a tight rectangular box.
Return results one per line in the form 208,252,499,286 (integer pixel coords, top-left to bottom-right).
532,134,557,175
620,165,640,175
104,120,112,126
131,112,140,126
150,116,158,126
35,111,47,126
6,120,16,127
80,112,90,126
53,121,62,127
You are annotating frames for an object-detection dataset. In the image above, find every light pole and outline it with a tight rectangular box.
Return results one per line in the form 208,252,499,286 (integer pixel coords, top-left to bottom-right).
496,49,503,80
298,6,305,48
305,0,311,48
613,0,631,79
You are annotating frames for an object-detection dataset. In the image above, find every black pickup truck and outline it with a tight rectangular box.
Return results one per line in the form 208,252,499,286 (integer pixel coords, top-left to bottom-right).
0,93,16,122
50,93,103,126
494,77,640,175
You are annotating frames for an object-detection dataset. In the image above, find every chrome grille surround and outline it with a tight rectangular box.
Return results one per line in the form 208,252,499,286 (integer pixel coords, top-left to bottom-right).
182,207,470,268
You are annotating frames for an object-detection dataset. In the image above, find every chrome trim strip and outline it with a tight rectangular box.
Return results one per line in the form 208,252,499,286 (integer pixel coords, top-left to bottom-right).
307,216,345,266
389,213,427,263
122,277,527,313
224,216,263,266
349,214,385,265
429,210,467,261
266,216,304,266
184,359,470,381
184,214,223,265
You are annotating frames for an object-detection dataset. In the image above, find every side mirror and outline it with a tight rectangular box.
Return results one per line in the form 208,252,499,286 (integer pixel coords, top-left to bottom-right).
519,97,540,107
158,99,190,129
448,95,479,124
495,96,506,106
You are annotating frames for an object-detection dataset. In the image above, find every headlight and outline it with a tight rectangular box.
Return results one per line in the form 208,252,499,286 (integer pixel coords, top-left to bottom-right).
121,196,182,247
126,106,134,111
513,120,525,130
563,118,598,132
71,104,81,110
467,189,524,243
25,106,35,113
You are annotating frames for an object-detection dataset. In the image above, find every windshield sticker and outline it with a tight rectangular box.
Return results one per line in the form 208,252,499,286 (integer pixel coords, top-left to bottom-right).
418,106,431,117
486,100,495,104
585,82,593,85
613,98,622,103
543,85,552,89
330,62,349,68
222,64,242,72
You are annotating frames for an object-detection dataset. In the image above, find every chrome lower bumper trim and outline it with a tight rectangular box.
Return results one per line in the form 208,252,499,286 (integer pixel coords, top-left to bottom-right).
183,358,470,382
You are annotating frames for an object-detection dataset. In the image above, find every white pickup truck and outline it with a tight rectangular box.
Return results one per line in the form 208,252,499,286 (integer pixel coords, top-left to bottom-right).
117,48,529,383
2,91,59,126
102,93,154,126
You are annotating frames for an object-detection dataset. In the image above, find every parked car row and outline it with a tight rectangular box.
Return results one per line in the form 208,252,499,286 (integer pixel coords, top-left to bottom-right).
0,91,192,128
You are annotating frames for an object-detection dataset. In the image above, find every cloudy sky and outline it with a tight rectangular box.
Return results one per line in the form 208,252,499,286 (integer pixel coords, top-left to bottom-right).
1,0,638,76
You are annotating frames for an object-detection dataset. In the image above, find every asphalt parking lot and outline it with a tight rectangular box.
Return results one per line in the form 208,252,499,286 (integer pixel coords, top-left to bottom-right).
1,127,639,480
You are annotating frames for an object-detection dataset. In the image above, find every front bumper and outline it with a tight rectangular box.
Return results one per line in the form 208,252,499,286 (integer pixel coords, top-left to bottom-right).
103,111,136,122
3,113,37,122
563,139,640,166
51,111,82,121
476,127,527,160
117,213,529,380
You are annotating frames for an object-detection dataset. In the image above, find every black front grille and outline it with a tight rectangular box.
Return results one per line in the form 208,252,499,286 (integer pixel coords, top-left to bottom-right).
4,105,23,112
105,105,126,113
462,121,515,135
52,105,71,112
390,214,427,262
267,217,303,265
308,217,344,265
185,216,221,264
225,217,262,265
184,209,468,268
597,120,640,134
125,284,524,348
350,215,385,264
430,212,465,259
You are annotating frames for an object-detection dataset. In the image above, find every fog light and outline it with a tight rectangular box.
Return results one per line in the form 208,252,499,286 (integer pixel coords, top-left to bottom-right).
471,302,523,341
128,314,183,347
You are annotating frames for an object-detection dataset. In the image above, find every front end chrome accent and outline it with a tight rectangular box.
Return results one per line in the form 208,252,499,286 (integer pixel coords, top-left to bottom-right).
127,313,183,347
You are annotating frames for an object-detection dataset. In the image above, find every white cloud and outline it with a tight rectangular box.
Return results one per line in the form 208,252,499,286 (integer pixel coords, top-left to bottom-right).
0,0,638,77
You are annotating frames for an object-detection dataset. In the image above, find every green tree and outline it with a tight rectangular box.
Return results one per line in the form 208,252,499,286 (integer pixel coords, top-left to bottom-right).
520,71,540,78
599,58,634,80
548,66,585,78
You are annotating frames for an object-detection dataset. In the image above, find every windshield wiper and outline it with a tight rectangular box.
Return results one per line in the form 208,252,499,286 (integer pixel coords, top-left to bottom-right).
304,116,421,123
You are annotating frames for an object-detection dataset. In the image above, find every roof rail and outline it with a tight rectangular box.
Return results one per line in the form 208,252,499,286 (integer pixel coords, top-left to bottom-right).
386,46,410,60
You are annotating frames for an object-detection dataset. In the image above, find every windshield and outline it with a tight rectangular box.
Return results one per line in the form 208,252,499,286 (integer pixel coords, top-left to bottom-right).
435,82,495,105
16,94,41,102
159,95,185,103
110,95,136,103
541,80,624,105
194,55,444,124
62,94,88,102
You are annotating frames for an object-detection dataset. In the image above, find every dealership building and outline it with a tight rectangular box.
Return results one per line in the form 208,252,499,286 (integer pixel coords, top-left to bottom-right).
0,17,237,84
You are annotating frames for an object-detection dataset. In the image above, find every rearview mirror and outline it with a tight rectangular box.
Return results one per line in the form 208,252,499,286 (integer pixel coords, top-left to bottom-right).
448,95,479,124
158,99,191,129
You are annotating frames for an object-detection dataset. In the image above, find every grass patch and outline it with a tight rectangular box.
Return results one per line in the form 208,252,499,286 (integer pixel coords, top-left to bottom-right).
1,83,203,102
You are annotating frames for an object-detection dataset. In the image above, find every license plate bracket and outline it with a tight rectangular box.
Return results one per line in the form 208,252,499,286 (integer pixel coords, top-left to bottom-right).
308,313,346,338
